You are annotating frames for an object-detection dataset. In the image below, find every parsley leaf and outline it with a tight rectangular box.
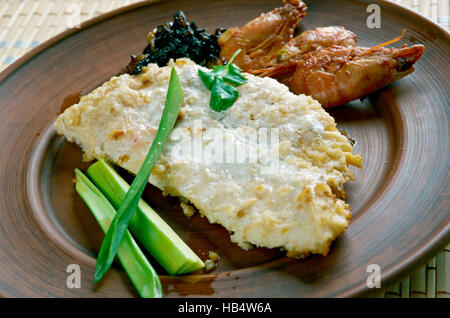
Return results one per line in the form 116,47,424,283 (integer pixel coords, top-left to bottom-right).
198,68,216,90
210,77,239,111
223,64,247,86
198,49,247,112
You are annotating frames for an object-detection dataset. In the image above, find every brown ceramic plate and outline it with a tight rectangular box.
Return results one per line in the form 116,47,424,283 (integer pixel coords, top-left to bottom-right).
0,0,448,298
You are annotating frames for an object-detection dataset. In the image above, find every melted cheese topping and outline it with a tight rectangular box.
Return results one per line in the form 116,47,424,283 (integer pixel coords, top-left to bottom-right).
55,59,362,257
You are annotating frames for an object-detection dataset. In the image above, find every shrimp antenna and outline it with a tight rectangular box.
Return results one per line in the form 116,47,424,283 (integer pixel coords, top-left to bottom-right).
361,29,407,56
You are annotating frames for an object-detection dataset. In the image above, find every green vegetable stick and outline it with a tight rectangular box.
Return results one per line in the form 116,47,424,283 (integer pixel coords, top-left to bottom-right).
94,67,184,283
74,169,162,298
87,159,204,275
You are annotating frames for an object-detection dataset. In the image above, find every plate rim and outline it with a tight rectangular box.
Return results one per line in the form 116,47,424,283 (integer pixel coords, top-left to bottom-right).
0,0,449,298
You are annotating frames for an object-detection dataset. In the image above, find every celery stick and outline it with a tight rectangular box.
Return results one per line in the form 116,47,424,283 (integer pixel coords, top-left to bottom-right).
87,159,204,275
74,169,162,298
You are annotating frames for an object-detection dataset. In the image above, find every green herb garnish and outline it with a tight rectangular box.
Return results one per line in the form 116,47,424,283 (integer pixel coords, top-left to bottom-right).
93,67,184,283
198,49,247,112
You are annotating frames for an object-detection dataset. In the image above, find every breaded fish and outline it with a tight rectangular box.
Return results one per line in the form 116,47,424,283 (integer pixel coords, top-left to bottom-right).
55,59,362,257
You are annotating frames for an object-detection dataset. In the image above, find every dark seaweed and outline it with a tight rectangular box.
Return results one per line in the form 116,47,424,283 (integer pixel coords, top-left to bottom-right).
125,11,225,75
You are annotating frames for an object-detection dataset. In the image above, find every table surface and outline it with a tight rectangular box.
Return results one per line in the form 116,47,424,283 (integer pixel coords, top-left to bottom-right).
0,0,448,298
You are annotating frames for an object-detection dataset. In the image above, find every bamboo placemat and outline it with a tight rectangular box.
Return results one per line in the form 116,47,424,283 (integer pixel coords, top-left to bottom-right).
0,0,448,298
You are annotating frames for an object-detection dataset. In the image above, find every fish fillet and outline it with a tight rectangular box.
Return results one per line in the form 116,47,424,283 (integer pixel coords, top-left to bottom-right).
55,59,362,257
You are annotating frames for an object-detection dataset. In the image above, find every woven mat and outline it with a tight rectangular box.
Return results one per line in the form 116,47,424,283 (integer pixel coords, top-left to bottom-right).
0,0,448,298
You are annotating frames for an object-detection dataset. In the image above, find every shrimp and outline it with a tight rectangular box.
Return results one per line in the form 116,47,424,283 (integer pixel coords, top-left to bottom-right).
278,26,358,63
218,2,425,108
218,0,307,70
249,26,358,83
289,43,425,108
